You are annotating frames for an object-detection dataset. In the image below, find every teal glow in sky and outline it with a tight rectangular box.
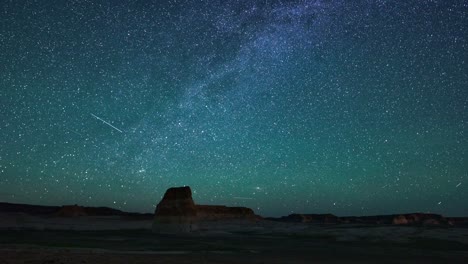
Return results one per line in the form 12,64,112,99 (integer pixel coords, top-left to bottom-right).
1,0,467,216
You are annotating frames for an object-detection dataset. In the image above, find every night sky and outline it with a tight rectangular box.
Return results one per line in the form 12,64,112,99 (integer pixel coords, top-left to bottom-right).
1,0,467,217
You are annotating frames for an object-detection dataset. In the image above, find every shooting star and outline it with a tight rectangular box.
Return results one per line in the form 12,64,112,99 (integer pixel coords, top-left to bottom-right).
66,128,83,137
91,113,123,133
456,182,462,188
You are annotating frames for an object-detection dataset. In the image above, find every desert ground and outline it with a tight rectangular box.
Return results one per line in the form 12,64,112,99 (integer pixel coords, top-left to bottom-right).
1,214,468,263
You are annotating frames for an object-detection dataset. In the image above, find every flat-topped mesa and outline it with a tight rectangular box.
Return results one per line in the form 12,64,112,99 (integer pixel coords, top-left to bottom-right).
152,186,258,233
196,205,256,221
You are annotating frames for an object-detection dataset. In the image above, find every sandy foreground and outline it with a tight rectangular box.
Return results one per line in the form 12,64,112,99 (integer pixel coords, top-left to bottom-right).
1,216,468,263
1,228,468,263
1,244,467,264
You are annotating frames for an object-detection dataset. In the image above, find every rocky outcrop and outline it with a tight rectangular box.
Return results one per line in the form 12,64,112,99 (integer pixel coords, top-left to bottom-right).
84,206,125,216
347,213,451,226
152,186,258,233
154,186,197,216
340,215,394,225
152,186,198,233
55,205,87,217
271,213,452,226
391,213,449,226
196,205,256,221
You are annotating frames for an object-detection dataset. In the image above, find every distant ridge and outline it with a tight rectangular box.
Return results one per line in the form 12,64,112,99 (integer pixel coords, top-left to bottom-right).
0,202,59,215
0,202,152,218
2,201,467,227
267,213,468,227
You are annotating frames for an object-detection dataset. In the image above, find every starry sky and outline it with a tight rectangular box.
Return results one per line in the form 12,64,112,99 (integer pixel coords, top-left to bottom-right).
1,0,467,217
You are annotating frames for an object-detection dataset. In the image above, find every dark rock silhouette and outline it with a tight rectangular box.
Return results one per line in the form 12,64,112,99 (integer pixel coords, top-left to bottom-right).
152,186,257,233
196,205,256,221
343,213,450,226
1,199,466,229
0,202,59,215
391,213,449,226
152,186,198,233
270,213,452,226
0,202,152,220
154,186,197,217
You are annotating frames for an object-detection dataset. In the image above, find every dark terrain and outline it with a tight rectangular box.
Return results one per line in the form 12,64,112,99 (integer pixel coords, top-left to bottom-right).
1,200,468,263
1,227,468,264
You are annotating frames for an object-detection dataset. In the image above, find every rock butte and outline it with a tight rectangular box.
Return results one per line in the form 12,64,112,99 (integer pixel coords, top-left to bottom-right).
152,186,257,233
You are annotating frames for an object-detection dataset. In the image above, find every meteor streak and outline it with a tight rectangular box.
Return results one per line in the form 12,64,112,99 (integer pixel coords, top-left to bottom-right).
91,113,123,133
